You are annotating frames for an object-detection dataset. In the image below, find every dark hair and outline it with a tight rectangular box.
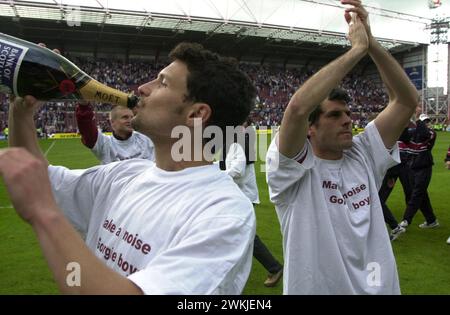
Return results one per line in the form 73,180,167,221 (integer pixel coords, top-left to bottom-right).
308,87,351,125
169,43,256,131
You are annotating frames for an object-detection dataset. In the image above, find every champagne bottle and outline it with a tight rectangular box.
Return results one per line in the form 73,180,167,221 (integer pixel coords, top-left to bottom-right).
0,32,138,108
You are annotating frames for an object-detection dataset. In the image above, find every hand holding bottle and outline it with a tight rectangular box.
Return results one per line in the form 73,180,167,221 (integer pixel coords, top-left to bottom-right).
10,95,42,114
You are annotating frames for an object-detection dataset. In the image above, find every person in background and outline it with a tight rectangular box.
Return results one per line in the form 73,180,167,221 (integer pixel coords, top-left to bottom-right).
399,113,439,229
378,125,413,241
379,167,406,241
76,102,155,164
221,120,283,287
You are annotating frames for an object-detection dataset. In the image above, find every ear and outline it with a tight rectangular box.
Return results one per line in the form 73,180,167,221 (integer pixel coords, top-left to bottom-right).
307,124,315,138
186,103,212,128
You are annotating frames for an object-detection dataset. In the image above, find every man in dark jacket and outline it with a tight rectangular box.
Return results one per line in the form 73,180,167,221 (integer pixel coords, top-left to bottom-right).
399,114,439,228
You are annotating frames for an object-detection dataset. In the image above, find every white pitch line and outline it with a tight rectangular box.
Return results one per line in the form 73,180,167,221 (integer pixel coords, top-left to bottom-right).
44,141,56,157
0,205,12,209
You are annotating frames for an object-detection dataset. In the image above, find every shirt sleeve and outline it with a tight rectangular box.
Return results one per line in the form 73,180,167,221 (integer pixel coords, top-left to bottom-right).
48,164,113,236
127,201,255,295
352,121,400,190
75,104,98,149
265,134,315,205
91,130,108,162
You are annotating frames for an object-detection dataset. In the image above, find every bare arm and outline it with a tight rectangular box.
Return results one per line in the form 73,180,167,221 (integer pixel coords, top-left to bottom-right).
0,148,143,294
8,96,47,164
36,210,143,294
343,0,419,148
278,14,368,158
369,39,419,148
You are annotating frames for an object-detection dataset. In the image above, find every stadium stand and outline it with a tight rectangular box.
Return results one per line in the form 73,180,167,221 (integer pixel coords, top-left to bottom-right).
0,58,390,134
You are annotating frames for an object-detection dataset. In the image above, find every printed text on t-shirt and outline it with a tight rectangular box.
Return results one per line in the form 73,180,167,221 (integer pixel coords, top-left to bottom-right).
322,181,370,210
95,218,152,276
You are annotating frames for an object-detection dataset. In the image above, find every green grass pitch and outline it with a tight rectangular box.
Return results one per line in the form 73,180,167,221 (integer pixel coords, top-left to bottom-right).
0,132,449,294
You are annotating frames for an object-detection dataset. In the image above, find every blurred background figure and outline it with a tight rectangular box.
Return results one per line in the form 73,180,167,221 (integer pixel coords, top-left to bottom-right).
75,101,154,164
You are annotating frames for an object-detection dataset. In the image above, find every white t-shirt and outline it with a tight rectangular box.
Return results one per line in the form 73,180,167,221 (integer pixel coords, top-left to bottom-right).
48,160,255,294
224,143,260,204
266,121,401,295
92,130,155,164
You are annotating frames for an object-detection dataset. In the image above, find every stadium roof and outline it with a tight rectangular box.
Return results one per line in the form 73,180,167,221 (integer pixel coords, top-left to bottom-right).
0,0,439,62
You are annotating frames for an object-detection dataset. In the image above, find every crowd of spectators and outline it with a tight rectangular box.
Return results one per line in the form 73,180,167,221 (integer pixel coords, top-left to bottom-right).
0,57,391,135
244,64,389,128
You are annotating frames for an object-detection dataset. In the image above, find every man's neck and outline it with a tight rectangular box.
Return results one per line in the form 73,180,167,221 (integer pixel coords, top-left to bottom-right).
113,131,132,141
153,141,212,171
311,143,344,160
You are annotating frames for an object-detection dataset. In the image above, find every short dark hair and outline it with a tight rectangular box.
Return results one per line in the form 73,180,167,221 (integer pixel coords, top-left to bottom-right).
308,87,351,125
169,43,256,131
